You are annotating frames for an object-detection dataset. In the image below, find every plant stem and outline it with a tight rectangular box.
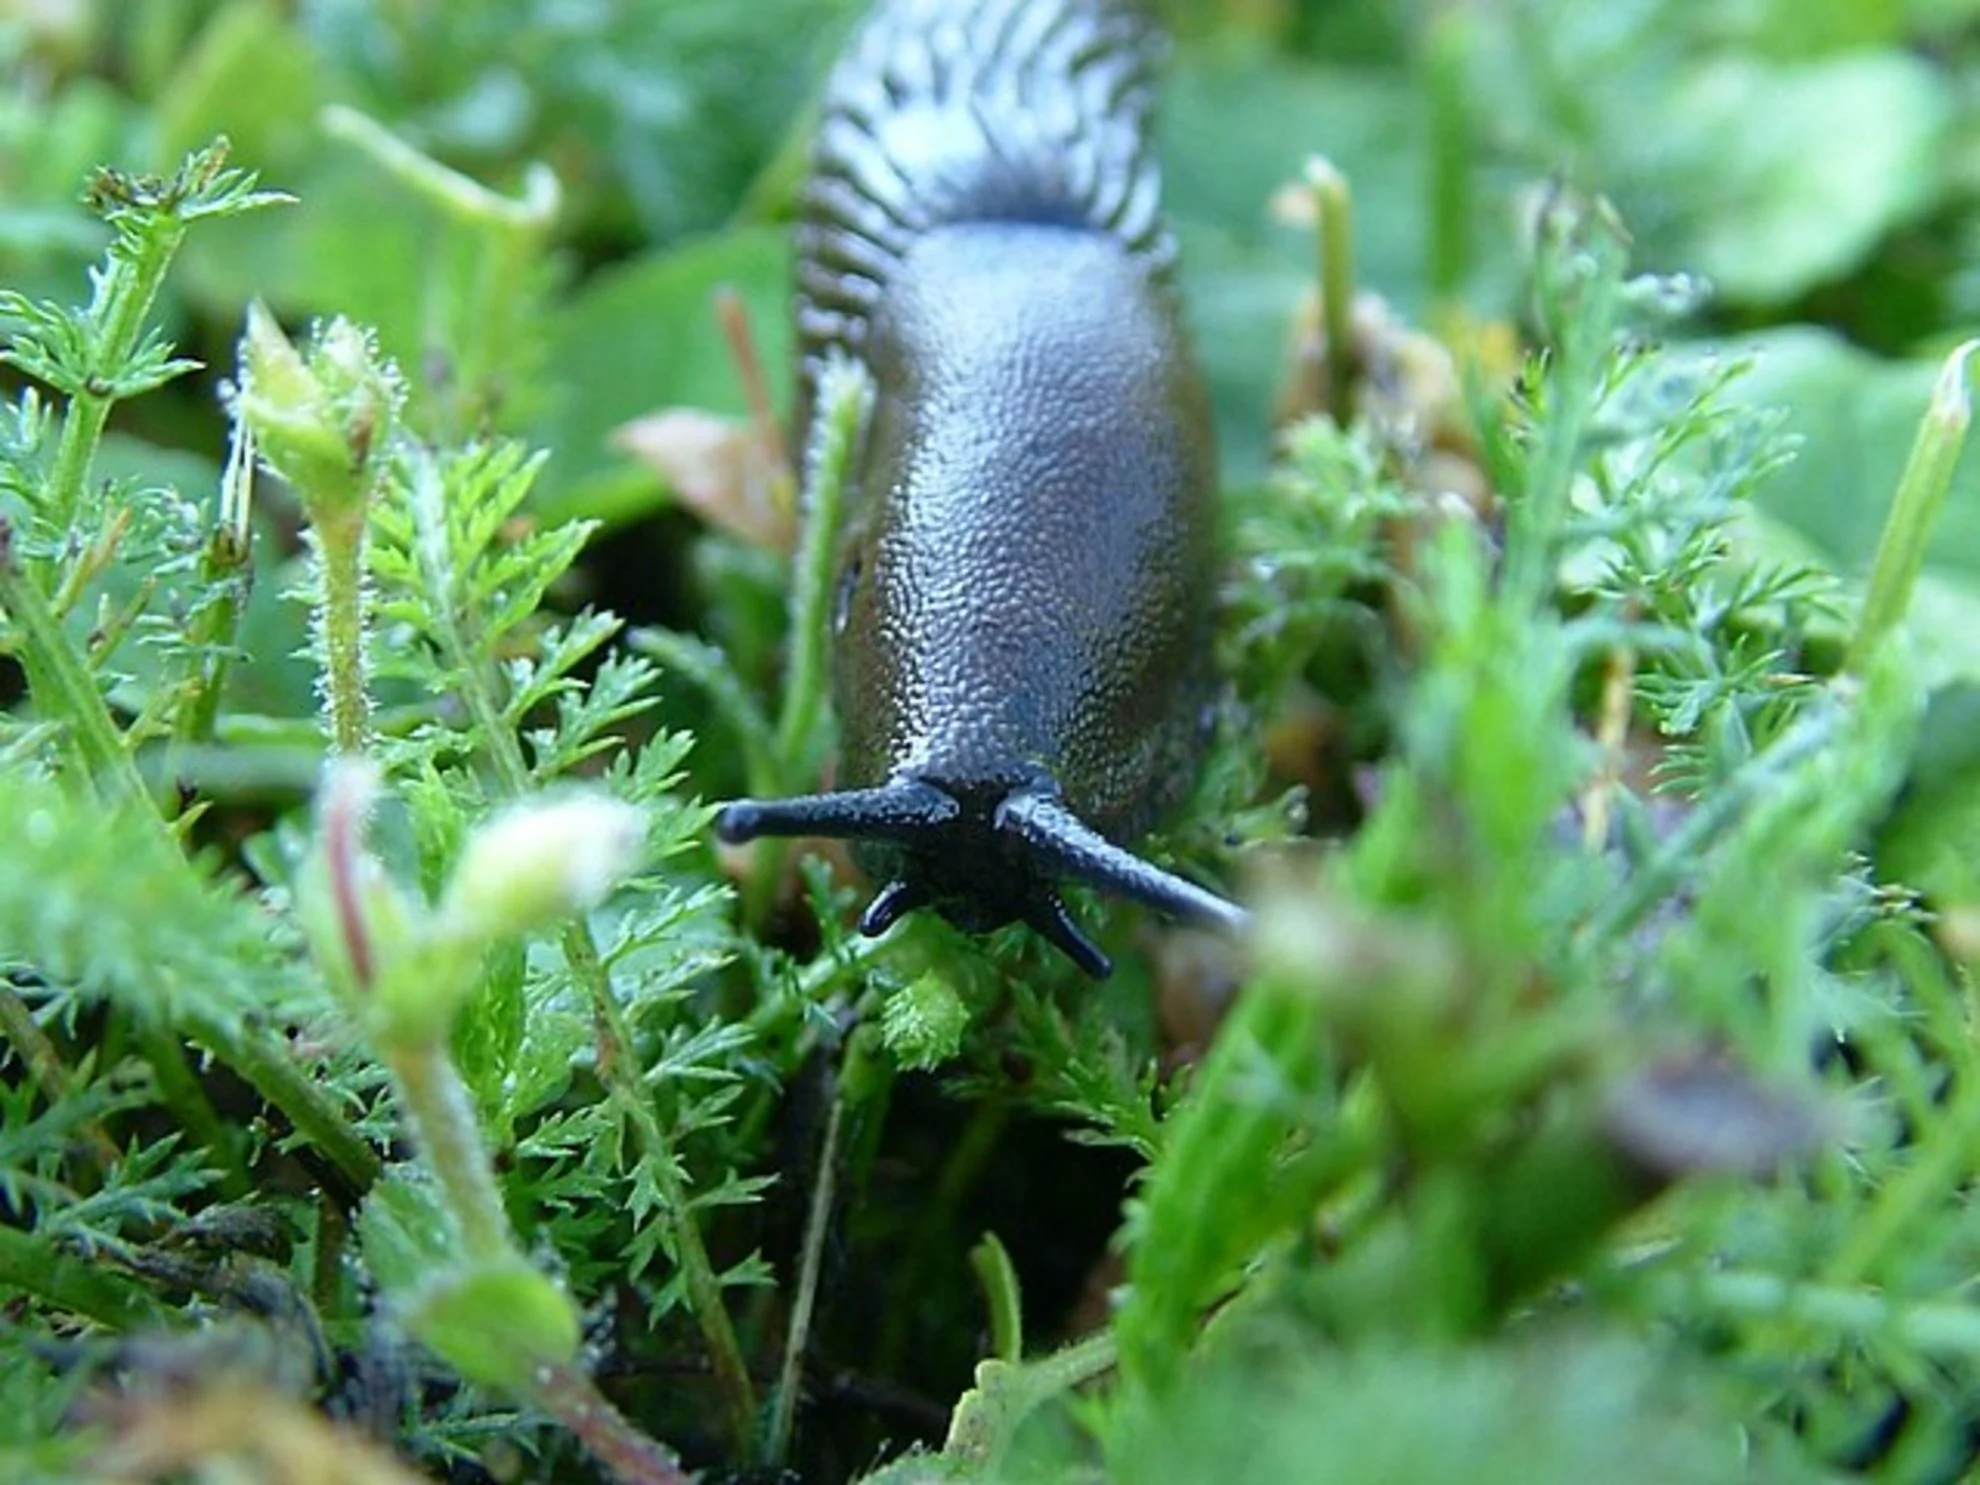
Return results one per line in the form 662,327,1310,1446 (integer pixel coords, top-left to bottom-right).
1845,338,1976,676
5,507,381,1198
42,219,186,542
776,357,868,778
385,1039,513,1264
135,1017,250,1199
1580,635,1636,852
1574,695,1840,952
322,104,558,233
564,922,760,1446
530,1362,693,1485
1695,1270,1980,1362
188,1009,382,1193
0,983,121,1173
734,359,869,927
312,1189,350,1316
944,1332,1119,1463
1821,1056,1980,1288
172,437,257,759
1307,156,1358,429
1011,1330,1117,1399
0,519,151,805
629,627,778,797
1501,202,1624,614
1423,2,1476,303
0,1222,159,1329
1113,952,1334,1400
765,1088,845,1467
716,286,791,476
312,517,371,755
407,450,758,1446
969,1232,1024,1364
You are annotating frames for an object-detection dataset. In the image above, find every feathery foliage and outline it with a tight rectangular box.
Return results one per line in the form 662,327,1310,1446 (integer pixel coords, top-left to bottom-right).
6,6,1980,1484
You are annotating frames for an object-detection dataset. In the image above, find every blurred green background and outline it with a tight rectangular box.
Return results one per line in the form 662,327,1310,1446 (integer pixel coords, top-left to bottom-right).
4,0,1979,680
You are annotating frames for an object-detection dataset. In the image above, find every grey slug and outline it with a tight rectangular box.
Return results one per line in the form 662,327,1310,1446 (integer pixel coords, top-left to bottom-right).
716,0,1245,978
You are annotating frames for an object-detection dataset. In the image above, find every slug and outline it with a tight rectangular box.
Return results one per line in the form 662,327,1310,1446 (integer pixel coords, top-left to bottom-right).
716,0,1245,978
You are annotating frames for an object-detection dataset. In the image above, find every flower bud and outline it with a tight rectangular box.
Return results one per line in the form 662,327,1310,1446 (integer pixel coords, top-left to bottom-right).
234,300,402,529
406,1259,583,1395
441,791,645,944
299,758,417,1001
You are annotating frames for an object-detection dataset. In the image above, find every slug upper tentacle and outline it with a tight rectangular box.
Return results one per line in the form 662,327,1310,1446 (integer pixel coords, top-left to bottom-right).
716,0,1245,977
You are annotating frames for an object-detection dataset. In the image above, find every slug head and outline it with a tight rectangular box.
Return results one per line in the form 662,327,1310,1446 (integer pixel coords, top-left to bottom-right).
715,775,1245,979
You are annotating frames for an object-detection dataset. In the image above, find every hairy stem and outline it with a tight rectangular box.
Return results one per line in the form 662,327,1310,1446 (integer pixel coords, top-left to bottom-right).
312,516,372,755
386,1039,514,1264
42,218,186,542
530,1362,693,1485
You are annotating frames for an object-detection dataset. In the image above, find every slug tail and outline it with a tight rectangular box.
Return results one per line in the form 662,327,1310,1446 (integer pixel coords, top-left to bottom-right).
797,0,1170,404
996,789,1249,935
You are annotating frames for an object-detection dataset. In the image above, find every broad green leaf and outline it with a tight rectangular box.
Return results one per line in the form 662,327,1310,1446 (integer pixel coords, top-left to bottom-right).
1162,51,1427,307
1725,329,1980,582
1665,53,1950,302
1175,221,1310,491
152,1,325,177
530,225,790,527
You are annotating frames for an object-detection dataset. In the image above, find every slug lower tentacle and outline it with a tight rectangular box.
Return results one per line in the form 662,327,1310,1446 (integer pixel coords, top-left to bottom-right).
716,0,1244,977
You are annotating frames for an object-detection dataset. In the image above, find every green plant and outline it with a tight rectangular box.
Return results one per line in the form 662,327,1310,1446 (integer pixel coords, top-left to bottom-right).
5,27,1980,1485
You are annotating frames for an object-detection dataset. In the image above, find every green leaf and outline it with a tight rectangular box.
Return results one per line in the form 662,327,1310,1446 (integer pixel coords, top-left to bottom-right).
152,1,326,178
1161,49,1439,486
529,226,790,527
1104,1336,1795,1485
1725,329,1980,592
0,769,316,1028
879,973,971,1072
1666,53,1951,303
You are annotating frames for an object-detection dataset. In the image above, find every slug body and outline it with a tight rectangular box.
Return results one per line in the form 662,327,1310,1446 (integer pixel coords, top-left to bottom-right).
717,0,1244,976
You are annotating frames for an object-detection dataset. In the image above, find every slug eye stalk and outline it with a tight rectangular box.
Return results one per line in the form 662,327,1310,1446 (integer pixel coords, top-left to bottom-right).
716,778,1247,979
